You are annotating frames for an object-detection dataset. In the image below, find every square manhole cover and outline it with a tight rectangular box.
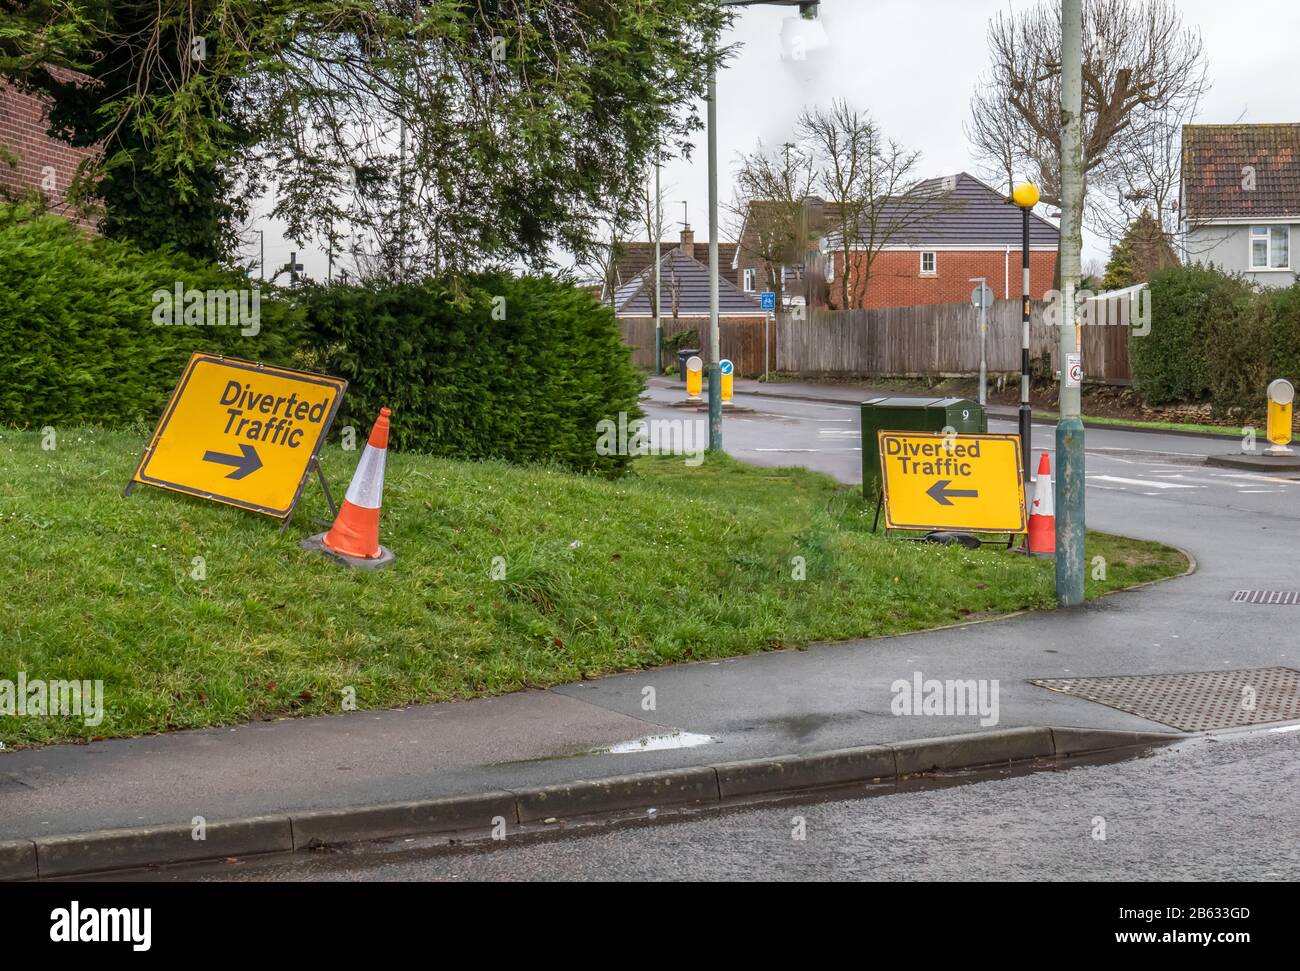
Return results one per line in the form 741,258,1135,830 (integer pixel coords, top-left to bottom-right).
1029,667,1300,732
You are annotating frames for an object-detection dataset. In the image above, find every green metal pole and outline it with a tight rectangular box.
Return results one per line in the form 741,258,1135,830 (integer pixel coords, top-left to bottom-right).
653,158,662,376
1056,0,1086,606
706,59,722,451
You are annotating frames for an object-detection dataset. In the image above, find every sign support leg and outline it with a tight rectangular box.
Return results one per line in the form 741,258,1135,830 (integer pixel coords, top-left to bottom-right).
279,457,339,535
314,456,339,520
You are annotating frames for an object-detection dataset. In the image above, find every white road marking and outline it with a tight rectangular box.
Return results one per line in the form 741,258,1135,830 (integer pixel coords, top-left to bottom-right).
1215,471,1299,485
1088,475,1199,489
1150,473,1250,487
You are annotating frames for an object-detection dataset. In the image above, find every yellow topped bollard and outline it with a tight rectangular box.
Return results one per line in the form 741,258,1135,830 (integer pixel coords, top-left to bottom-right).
685,355,703,399
720,359,734,404
1266,378,1294,453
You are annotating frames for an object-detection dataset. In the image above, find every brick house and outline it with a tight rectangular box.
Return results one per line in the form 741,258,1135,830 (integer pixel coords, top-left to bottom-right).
601,231,739,303
819,173,1058,309
611,225,762,323
0,79,99,225
733,173,1059,312
608,226,768,372
731,196,830,311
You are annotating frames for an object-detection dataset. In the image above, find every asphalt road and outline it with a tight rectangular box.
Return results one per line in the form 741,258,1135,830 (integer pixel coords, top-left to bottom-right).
641,381,1296,519
160,725,1300,882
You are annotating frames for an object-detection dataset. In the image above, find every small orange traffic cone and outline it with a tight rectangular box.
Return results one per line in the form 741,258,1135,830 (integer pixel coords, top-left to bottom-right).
1026,450,1055,557
313,408,394,566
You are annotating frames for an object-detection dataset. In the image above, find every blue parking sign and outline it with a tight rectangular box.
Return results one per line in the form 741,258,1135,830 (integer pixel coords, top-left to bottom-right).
760,291,776,311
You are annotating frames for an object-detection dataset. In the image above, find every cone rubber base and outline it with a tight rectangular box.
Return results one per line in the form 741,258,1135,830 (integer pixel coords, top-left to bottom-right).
301,532,395,570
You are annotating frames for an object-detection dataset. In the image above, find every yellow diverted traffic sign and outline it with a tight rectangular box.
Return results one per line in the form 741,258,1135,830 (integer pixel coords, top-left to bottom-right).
878,431,1026,534
131,353,347,518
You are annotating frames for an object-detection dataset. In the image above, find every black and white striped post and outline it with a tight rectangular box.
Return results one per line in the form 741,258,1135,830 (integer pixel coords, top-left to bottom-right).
1012,182,1040,482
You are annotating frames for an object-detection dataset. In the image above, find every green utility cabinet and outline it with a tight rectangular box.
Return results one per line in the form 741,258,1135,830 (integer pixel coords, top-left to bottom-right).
861,397,987,497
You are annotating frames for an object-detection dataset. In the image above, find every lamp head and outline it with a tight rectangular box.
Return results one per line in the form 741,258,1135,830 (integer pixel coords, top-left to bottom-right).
1012,183,1041,209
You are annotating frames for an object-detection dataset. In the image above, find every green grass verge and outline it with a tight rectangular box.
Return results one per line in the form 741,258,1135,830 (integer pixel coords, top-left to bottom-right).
0,426,1188,747
1031,410,1244,438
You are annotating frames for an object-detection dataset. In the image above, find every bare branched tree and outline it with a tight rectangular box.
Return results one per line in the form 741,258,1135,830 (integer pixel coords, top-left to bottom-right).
727,139,815,310
576,206,640,301
966,0,1208,222
1089,91,1206,255
799,99,934,309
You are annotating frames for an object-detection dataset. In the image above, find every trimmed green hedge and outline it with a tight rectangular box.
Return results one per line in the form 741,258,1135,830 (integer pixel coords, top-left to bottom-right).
1132,264,1300,415
298,274,643,475
0,205,301,427
1,207,642,475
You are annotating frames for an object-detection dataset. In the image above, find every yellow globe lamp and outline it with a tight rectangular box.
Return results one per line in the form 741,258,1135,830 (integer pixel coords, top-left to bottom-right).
1012,182,1041,209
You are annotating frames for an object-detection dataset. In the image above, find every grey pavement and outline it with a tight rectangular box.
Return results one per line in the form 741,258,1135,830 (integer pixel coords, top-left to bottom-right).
2,382,1297,847
165,725,1300,882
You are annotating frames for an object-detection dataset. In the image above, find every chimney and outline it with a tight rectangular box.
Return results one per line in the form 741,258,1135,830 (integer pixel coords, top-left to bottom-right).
679,225,694,256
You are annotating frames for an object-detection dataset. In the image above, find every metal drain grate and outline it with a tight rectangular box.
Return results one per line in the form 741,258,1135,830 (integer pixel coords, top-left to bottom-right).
1029,667,1300,732
1232,590,1300,605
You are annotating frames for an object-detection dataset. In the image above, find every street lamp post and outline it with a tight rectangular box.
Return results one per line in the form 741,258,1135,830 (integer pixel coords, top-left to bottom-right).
653,158,662,377
1011,181,1039,482
1056,0,1086,606
707,0,824,452
707,65,722,450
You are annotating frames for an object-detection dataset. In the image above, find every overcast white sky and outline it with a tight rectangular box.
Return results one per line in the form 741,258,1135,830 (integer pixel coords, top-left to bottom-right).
260,0,1299,282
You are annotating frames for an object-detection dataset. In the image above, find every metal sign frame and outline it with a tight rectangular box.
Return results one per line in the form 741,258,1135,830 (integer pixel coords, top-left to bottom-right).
126,352,348,520
877,430,1028,535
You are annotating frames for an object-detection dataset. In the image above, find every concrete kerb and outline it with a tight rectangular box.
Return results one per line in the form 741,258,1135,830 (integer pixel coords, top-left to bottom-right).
32,815,294,880
0,839,36,883
291,791,517,847
0,725,1183,880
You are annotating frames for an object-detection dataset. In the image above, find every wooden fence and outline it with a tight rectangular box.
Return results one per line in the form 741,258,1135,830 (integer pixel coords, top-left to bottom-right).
618,315,773,376
619,299,1132,384
775,298,1131,384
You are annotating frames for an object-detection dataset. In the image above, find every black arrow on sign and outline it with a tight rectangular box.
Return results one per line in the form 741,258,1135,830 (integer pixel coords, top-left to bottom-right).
202,443,263,480
927,479,978,505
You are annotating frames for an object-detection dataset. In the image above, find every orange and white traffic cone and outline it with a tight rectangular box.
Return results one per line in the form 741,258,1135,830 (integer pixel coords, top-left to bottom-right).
1026,450,1055,557
308,408,394,567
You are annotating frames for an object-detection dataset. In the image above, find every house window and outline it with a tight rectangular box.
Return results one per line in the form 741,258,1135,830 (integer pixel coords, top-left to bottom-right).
743,267,756,291
1250,226,1290,270
825,253,835,283
920,251,937,275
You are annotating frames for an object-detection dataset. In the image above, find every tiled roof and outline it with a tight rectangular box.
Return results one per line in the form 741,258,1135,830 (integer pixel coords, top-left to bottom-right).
612,240,738,291
613,248,762,317
1182,124,1300,221
822,172,1059,249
